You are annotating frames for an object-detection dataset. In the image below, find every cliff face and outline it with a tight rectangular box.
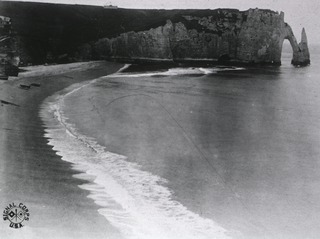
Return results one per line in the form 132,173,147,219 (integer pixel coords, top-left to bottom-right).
92,9,310,66
93,23,174,61
0,2,310,66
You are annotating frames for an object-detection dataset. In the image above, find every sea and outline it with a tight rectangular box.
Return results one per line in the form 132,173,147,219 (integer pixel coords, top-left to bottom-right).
40,45,320,239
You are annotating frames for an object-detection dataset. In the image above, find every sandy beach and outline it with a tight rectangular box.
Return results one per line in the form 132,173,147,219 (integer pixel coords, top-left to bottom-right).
1,56,320,239
0,61,124,239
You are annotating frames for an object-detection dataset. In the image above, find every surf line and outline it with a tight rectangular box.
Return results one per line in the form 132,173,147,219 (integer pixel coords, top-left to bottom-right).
40,64,231,239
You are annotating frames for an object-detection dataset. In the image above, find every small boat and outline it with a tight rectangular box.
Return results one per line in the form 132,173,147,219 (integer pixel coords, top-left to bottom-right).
19,84,31,90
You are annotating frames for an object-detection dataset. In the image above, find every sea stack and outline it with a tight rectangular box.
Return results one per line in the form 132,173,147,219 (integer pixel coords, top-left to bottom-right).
291,28,310,66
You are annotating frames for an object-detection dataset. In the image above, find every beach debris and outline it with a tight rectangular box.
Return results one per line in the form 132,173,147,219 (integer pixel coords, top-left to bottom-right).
19,84,31,90
30,83,41,87
18,83,41,90
0,99,20,107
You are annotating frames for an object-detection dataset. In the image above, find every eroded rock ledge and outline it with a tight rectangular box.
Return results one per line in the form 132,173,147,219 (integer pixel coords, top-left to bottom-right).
91,8,310,66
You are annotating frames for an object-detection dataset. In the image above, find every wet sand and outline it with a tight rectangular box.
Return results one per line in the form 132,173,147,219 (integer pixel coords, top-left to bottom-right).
0,61,124,239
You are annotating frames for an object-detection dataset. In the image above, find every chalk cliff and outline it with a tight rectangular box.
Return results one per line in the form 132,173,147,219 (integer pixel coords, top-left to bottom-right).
289,28,310,65
0,2,310,66
92,8,310,66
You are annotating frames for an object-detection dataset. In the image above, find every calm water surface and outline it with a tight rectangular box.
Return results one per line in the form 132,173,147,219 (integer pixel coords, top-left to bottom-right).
60,50,320,239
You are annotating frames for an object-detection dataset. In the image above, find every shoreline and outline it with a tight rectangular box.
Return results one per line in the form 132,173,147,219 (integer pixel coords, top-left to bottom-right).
40,70,230,239
105,57,285,67
0,61,124,238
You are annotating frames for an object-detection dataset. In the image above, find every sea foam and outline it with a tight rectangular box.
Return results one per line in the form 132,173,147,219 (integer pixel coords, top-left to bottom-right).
39,65,231,239
112,66,245,78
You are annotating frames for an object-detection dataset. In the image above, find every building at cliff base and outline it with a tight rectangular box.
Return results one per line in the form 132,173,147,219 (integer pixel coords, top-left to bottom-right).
0,15,19,80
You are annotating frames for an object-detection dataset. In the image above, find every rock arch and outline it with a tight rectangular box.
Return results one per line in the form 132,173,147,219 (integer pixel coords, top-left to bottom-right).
282,24,310,66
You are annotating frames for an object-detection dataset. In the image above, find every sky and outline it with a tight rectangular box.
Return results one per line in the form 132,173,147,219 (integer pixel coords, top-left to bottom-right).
5,0,320,44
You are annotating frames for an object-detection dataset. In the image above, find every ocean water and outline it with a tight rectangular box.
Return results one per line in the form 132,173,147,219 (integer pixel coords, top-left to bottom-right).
40,48,320,239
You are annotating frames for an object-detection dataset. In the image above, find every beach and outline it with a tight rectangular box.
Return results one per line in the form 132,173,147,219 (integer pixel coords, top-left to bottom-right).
1,53,320,239
42,52,320,239
0,61,124,239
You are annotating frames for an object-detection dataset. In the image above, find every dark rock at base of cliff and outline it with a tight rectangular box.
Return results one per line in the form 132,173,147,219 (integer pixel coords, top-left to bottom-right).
291,59,310,66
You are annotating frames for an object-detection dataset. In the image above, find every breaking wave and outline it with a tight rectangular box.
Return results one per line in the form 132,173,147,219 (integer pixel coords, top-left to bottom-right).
39,66,231,239
113,66,245,78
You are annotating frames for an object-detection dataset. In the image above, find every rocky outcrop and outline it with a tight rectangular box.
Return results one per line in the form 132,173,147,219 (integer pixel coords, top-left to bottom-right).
93,23,173,62
92,8,310,66
288,27,310,66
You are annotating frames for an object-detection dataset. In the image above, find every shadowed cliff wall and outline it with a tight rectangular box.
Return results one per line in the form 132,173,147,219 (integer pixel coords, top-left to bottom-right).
0,2,310,66
92,9,310,66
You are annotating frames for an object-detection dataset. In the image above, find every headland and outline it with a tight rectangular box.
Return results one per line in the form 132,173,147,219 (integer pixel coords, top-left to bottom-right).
0,1,310,67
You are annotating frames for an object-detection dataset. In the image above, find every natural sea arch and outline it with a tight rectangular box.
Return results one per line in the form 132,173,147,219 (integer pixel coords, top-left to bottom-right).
280,25,310,66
